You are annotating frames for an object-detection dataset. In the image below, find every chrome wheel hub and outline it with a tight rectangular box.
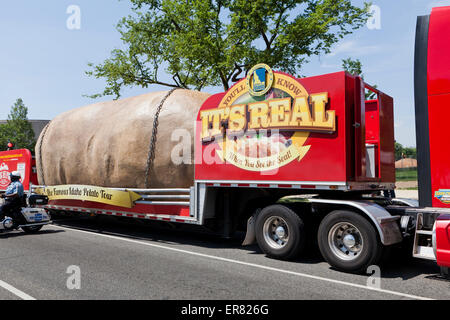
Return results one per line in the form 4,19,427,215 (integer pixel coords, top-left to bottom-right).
2,217,13,229
263,216,290,249
328,222,363,261
275,226,286,239
343,234,356,248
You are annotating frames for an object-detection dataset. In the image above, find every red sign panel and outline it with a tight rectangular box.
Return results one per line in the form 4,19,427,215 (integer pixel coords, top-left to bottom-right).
195,68,395,186
0,149,32,191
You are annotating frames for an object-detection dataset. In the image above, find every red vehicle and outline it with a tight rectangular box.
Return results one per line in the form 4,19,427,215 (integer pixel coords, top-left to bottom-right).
2,6,450,275
0,149,38,191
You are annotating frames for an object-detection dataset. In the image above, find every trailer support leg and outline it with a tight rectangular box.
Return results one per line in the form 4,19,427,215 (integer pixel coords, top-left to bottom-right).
441,266,449,278
223,191,232,239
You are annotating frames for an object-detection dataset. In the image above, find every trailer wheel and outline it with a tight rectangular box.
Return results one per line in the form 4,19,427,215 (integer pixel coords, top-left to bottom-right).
255,205,306,260
318,210,383,273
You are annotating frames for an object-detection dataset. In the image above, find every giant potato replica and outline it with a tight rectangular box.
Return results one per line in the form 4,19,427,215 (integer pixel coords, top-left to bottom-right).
36,89,210,188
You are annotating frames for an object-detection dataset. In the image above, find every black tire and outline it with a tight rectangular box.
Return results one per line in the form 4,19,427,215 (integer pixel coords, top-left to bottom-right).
317,210,384,274
255,204,306,260
22,225,43,234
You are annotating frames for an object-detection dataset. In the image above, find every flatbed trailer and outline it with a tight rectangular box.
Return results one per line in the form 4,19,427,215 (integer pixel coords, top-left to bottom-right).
2,6,450,275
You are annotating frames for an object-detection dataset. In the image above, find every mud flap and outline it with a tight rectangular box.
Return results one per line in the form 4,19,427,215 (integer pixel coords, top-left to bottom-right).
242,210,260,246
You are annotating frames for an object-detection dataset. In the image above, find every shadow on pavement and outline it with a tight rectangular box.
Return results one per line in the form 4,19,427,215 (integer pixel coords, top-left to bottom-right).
49,214,442,281
0,229,65,239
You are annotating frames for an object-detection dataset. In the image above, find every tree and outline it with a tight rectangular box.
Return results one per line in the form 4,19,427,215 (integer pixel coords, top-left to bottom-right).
0,99,36,152
403,147,417,160
394,142,404,161
394,142,416,161
342,57,362,76
87,0,371,99
341,57,377,99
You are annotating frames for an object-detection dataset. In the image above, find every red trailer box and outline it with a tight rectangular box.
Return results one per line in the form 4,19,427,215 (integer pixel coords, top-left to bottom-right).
195,69,395,191
0,149,37,191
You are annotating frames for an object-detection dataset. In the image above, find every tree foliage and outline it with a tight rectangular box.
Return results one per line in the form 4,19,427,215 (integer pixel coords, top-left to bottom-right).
0,99,36,153
342,57,362,76
87,0,371,98
395,142,416,161
341,57,377,99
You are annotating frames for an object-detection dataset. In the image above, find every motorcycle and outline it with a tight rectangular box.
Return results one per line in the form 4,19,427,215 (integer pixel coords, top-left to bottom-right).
0,194,51,234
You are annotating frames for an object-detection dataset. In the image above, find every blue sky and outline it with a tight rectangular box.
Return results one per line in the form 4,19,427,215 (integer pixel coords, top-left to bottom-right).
1,0,449,147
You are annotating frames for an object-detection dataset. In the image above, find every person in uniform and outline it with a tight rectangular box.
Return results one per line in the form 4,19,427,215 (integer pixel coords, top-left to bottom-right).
0,171,24,220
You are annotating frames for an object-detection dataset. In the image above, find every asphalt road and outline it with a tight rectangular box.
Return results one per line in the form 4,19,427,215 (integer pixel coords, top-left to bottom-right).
0,215,448,300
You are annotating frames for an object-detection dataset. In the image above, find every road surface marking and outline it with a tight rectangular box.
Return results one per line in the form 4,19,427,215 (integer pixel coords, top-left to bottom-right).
52,224,433,300
0,280,36,300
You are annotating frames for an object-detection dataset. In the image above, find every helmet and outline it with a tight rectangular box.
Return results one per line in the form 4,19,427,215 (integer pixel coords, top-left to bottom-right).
9,171,21,179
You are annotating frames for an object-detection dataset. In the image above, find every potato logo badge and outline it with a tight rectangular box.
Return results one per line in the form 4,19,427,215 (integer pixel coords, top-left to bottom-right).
247,64,274,97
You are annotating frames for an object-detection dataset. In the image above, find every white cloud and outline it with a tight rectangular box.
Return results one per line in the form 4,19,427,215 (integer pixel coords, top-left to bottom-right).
328,40,381,57
319,62,340,69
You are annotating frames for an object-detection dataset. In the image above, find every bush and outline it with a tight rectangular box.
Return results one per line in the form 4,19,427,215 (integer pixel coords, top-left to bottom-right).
395,167,418,181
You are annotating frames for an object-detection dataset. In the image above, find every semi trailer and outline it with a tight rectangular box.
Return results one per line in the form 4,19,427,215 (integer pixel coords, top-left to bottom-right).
1,6,450,274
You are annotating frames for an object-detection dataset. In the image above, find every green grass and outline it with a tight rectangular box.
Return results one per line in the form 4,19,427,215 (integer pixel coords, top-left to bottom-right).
395,167,418,181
